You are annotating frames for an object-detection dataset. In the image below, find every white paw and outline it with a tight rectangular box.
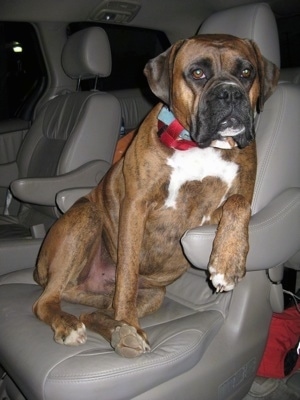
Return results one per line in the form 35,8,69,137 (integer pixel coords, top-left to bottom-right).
55,322,87,345
209,266,235,293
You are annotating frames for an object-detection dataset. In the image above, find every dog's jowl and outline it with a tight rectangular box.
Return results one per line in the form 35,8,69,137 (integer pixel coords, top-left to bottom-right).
33,34,279,357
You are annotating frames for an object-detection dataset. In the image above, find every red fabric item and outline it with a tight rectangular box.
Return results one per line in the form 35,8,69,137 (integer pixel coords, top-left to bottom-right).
257,306,300,379
158,119,198,150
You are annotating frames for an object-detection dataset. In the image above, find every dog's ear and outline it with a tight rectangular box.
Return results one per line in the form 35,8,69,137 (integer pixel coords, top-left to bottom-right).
248,40,280,112
144,40,186,105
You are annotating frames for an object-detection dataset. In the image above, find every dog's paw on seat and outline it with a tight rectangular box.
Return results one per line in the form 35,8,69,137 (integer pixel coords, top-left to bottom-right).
111,324,151,358
54,321,87,346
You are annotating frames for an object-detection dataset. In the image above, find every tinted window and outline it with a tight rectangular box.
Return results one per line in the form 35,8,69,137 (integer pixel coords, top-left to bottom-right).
0,22,47,121
277,15,300,68
68,22,170,90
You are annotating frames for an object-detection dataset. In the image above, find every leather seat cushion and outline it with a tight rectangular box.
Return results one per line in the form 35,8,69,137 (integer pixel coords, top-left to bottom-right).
0,269,224,400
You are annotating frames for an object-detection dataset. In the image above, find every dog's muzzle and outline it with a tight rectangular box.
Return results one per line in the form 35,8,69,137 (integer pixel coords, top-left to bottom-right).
191,81,255,149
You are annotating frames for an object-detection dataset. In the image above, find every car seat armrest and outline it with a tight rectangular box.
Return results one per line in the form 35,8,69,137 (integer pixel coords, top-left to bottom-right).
0,162,18,187
56,187,93,213
10,160,110,206
181,188,300,271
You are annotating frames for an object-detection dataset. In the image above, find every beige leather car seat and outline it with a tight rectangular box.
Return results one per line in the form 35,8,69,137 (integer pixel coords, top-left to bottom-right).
0,27,121,239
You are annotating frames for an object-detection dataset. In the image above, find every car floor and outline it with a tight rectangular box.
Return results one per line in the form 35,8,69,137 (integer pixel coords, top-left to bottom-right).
243,373,300,400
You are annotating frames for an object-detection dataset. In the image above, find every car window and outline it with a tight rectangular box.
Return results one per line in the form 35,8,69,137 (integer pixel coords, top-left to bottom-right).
0,22,47,121
68,22,170,91
277,14,300,68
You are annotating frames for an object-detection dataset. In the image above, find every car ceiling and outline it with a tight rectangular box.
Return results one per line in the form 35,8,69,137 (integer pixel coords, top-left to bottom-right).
1,0,300,42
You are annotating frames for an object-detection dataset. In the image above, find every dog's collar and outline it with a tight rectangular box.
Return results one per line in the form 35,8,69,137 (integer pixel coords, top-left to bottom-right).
157,106,198,150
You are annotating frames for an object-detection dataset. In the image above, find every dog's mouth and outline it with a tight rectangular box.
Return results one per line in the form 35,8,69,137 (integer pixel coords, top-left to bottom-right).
190,105,254,149
210,117,247,149
217,117,245,137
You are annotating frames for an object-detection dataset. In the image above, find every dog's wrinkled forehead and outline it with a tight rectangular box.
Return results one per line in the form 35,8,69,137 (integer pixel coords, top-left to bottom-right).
175,35,256,72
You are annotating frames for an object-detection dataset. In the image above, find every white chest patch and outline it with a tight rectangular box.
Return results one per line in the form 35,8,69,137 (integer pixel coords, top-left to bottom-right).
165,147,238,209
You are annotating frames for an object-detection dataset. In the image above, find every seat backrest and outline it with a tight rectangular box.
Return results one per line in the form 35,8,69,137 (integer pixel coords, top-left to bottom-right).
110,88,158,133
16,27,120,179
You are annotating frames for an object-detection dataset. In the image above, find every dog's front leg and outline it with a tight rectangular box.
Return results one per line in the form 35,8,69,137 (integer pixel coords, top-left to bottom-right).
111,196,151,356
208,194,251,292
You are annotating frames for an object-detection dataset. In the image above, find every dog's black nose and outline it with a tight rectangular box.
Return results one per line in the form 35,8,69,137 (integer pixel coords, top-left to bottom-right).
217,85,243,103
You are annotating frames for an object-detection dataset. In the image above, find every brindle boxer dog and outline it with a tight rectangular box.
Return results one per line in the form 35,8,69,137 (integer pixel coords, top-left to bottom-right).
33,34,279,358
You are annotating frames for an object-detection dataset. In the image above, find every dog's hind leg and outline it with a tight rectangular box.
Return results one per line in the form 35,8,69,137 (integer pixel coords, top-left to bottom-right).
33,199,104,346
33,277,88,345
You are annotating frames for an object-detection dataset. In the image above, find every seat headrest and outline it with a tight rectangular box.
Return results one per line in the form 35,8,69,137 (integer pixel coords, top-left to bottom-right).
62,27,112,80
199,3,280,67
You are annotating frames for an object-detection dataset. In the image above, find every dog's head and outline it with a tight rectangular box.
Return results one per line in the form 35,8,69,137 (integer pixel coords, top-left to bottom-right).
144,34,279,149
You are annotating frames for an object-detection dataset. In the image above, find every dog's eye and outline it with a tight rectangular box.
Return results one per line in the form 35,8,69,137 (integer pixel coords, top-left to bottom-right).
241,68,251,78
192,68,206,80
